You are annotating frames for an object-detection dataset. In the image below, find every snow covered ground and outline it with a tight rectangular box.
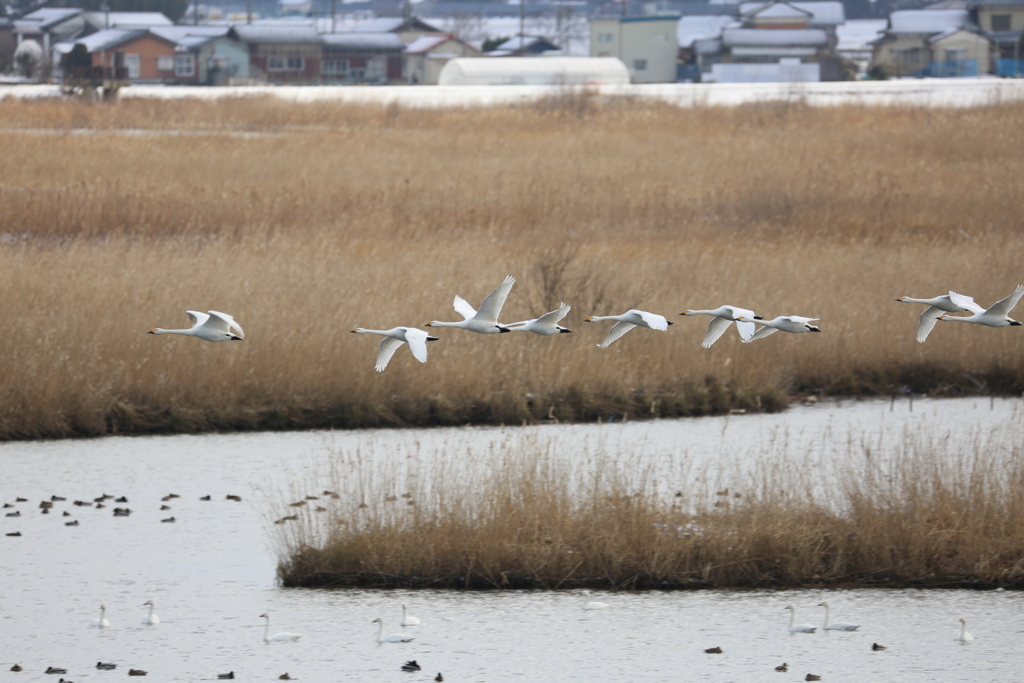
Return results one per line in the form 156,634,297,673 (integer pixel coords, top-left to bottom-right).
3,77,1023,108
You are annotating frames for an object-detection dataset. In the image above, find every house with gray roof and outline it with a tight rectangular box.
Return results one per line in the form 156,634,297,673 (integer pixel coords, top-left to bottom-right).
320,31,405,82
403,33,478,84
149,26,249,84
872,9,990,76
233,23,323,82
969,0,1024,75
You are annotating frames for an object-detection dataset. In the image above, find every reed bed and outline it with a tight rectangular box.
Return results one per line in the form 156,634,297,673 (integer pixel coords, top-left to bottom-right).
272,415,1024,589
2,96,1024,439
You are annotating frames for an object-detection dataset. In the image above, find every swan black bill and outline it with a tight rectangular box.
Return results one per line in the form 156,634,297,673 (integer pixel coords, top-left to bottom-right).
559,329,572,333
426,336,440,342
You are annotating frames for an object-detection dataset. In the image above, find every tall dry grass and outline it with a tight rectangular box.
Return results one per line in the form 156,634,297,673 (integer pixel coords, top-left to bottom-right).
2,96,1024,439
271,418,1024,589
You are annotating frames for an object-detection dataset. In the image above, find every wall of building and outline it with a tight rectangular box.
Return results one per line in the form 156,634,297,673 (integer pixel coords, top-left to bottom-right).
90,34,174,81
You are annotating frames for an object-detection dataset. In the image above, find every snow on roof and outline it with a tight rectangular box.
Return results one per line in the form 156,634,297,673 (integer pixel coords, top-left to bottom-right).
82,11,173,28
927,26,981,41
836,18,887,51
438,56,629,86
494,35,558,51
232,24,321,43
350,17,403,31
742,2,812,19
53,28,146,53
149,25,233,40
677,15,735,48
739,1,845,26
321,32,405,50
404,34,456,53
422,15,590,56
14,8,82,31
888,9,970,34
722,27,827,46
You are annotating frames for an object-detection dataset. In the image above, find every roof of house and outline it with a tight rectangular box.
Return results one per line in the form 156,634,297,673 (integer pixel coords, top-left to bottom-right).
835,18,887,51
348,16,444,33
926,25,985,41
13,7,82,34
320,32,406,50
82,11,173,29
722,27,828,46
149,25,237,50
678,15,736,48
53,28,148,53
232,24,322,43
742,2,813,20
489,35,560,52
404,34,462,53
888,9,972,34
738,1,845,26
969,0,1024,6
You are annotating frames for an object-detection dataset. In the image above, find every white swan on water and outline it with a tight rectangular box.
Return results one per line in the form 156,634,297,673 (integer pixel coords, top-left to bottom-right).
736,315,820,342
142,600,160,625
818,602,859,631
91,604,110,628
350,327,439,372
374,617,414,643
507,302,572,335
580,590,609,610
895,292,985,342
680,305,760,348
148,310,244,342
426,276,515,334
401,604,420,627
957,618,974,643
260,613,301,643
784,605,816,633
937,285,1024,329
585,310,672,348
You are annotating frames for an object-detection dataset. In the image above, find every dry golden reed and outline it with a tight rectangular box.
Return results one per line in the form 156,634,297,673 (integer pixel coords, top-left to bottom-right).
1,96,1023,439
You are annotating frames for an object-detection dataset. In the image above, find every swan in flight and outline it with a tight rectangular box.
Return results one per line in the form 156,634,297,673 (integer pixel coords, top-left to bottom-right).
580,590,609,610
350,327,439,372
895,292,985,342
91,604,110,628
736,315,820,342
260,613,301,643
401,604,420,626
585,310,672,348
957,617,974,643
937,285,1024,329
507,303,572,335
818,602,859,631
142,600,160,625
149,310,244,342
426,276,515,334
680,306,760,348
784,605,816,633
373,617,414,643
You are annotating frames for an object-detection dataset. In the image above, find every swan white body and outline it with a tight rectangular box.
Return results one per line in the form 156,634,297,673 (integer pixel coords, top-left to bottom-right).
585,310,672,348
507,303,572,335
260,613,301,643
937,285,1024,329
91,604,110,628
401,604,420,626
142,600,160,625
374,617,414,643
818,602,859,631
784,605,816,633
680,306,759,348
736,315,820,342
149,310,245,342
580,590,609,610
957,618,974,643
426,276,515,334
895,292,985,342
350,327,439,372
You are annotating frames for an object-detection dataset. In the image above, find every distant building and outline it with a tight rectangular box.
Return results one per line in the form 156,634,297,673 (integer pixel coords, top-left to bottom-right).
149,26,250,84
232,24,323,83
970,0,1024,75
589,15,680,83
321,31,405,83
484,35,561,56
871,9,989,76
403,33,478,84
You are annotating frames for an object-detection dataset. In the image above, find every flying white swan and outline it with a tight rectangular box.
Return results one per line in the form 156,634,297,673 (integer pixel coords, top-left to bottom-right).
937,284,1024,329
580,590,609,610
957,617,974,643
585,310,672,348
507,302,572,335
260,613,301,643
373,617,414,643
736,315,820,342
680,306,760,348
818,602,859,631
401,604,420,627
148,310,245,342
350,327,439,372
142,600,160,625
426,276,516,334
784,605,816,633
91,604,110,628
895,292,985,342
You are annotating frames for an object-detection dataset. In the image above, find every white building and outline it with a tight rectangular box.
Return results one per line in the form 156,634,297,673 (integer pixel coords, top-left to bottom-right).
589,15,680,83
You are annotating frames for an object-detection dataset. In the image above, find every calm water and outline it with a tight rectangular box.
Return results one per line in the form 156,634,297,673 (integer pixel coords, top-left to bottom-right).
1,398,1021,682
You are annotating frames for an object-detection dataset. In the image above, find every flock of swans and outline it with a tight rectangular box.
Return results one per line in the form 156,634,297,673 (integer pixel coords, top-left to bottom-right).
149,278,1024,372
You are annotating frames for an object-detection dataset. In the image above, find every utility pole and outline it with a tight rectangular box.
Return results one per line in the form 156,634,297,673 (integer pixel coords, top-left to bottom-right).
519,0,524,52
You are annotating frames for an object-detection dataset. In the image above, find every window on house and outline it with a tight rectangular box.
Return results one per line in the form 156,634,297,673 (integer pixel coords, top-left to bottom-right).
174,53,194,77
597,32,614,43
365,57,384,81
633,58,647,71
322,59,349,75
157,55,174,71
123,53,140,78
944,48,966,63
991,14,1011,31
268,56,304,71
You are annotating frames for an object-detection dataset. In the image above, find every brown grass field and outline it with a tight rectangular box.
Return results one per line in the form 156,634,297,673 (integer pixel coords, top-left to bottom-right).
1,94,1023,440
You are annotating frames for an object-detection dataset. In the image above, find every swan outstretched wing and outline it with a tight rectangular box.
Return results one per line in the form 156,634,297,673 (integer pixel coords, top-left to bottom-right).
452,296,477,321
735,320,755,341
702,316,734,348
916,306,944,343
947,292,985,315
402,328,431,364
745,325,778,342
375,337,405,372
536,303,571,326
186,310,208,328
473,276,516,323
985,284,1024,316
208,310,244,338
633,310,669,331
598,321,636,348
